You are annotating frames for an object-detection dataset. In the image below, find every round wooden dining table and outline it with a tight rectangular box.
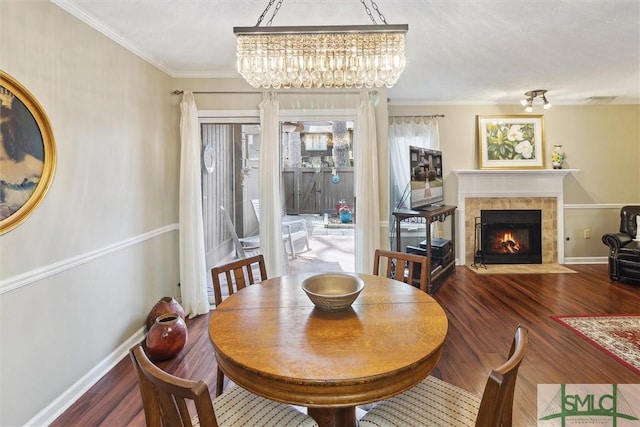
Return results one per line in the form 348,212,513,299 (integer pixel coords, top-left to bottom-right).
208,272,448,427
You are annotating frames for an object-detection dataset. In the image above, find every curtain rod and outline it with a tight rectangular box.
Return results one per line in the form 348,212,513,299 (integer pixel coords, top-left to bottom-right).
173,90,254,95
389,114,445,119
172,89,377,96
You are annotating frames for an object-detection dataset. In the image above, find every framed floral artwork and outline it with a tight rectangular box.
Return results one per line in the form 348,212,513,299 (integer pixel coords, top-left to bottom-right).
1,71,56,234
477,115,545,170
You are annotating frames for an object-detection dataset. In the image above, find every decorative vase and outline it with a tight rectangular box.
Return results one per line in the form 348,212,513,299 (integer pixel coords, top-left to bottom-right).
551,145,565,169
146,297,185,331
145,313,188,361
340,211,352,223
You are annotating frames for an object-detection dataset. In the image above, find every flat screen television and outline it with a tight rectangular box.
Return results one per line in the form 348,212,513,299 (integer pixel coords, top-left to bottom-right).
409,146,444,210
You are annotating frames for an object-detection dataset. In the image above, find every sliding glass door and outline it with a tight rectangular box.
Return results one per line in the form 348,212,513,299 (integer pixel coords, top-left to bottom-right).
200,115,356,272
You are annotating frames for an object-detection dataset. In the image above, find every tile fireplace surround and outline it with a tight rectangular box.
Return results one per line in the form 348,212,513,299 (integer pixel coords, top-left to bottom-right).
453,169,577,265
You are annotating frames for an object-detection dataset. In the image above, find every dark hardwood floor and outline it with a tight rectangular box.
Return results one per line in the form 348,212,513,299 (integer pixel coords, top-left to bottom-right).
51,264,640,427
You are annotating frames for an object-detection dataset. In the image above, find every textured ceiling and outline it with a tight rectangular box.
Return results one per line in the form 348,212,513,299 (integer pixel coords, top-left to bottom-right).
51,0,640,105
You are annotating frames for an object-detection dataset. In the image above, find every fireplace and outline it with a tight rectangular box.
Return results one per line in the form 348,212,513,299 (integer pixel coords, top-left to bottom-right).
479,209,542,264
453,169,575,265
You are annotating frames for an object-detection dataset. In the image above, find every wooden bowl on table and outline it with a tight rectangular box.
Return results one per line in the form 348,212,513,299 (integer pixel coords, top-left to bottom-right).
301,273,365,312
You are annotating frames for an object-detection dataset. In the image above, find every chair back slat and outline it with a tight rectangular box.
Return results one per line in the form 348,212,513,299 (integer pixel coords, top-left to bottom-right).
384,258,395,279
155,387,188,425
130,345,219,427
211,254,267,307
373,249,429,292
475,325,528,427
234,267,248,291
224,270,234,298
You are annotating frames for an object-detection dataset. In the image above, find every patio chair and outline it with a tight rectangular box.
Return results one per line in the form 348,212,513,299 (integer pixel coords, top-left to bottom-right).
250,199,310,258
220,206,260,259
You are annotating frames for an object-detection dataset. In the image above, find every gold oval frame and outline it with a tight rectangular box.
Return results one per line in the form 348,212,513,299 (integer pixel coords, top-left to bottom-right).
1,71,56,234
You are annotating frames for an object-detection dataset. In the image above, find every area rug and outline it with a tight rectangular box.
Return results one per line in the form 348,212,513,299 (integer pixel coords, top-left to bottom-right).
470,264,576,274
551,314,640,374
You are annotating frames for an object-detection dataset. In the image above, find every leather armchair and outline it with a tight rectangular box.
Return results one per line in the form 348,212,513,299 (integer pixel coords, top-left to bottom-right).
602,205,640,283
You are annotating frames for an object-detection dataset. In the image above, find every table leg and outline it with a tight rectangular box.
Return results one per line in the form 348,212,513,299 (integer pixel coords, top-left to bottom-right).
307,406,356,427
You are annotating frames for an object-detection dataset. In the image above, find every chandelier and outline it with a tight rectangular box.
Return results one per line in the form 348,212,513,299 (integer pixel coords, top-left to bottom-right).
233,0,408,89
520,90,551,112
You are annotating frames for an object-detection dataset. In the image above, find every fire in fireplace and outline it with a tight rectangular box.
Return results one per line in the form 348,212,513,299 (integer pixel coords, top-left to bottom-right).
480,209,542,264
495,231,523,254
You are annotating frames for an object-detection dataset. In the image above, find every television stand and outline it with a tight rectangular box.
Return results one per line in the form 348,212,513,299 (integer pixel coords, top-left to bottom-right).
393,205,456,294
417,204,442,212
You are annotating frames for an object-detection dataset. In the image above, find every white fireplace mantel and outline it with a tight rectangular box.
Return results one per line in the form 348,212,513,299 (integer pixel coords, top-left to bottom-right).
452,169,578,264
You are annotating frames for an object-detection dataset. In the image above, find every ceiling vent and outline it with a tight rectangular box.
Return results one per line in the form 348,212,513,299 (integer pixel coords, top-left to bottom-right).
586,96,617,105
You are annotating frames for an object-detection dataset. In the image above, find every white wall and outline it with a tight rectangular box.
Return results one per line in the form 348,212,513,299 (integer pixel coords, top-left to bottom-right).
0,1,180,425
388,104,640,260
1,1,638,424
178,81,640,261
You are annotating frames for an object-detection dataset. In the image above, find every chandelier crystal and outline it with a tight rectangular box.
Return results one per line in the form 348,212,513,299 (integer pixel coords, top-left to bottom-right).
235,25,407,89
233,0,408,89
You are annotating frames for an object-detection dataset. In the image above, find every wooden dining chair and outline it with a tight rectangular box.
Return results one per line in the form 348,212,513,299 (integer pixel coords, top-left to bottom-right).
359,325,529,427
211,254,267,307
211,254,267,396
130,345,318,427
373,249,428,292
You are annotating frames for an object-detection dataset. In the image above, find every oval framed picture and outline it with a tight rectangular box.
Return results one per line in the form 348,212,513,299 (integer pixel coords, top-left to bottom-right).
0,71,56,234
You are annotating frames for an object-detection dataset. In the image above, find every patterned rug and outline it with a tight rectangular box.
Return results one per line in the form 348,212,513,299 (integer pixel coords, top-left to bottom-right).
551,314,640,374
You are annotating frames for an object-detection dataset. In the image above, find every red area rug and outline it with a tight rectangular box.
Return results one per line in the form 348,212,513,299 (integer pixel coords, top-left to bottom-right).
552,314,640,375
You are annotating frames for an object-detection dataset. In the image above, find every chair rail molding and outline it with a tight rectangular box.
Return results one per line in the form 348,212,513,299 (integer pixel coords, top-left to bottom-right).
0,224,178,295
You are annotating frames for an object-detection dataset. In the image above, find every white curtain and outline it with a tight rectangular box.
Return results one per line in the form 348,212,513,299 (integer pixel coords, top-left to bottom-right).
388,117,440,210
178,92,210,317
259,92,286,276
354,91,381,274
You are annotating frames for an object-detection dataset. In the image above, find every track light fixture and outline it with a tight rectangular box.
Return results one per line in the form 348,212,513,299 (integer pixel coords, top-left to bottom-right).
520,90,551,112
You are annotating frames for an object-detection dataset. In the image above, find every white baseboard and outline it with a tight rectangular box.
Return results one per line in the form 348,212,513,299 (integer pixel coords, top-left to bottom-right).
564,256,607,264
25,327,146,427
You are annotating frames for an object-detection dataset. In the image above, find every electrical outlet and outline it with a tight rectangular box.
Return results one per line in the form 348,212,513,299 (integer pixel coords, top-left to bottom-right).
583,229,591,239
